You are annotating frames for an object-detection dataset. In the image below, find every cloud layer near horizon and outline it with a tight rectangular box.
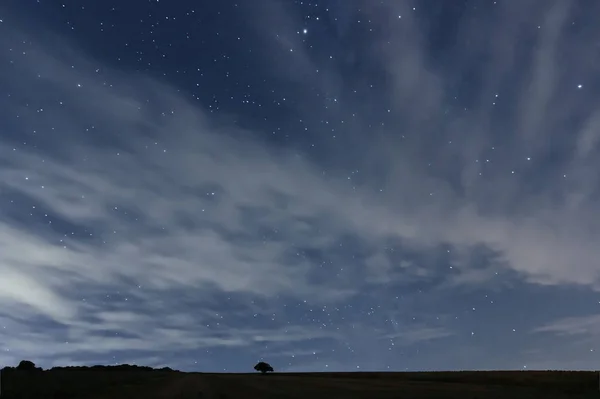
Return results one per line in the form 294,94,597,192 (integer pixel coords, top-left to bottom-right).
1,0,600,371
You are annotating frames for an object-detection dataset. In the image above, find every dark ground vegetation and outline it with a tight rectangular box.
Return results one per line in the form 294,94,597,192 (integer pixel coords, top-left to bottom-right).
1,361,598,398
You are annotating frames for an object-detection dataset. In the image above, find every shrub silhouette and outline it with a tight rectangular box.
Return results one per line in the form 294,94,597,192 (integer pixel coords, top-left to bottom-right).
254,361,274,373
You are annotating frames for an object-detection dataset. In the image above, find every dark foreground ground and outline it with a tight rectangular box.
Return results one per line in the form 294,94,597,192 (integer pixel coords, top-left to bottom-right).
1,367,599,398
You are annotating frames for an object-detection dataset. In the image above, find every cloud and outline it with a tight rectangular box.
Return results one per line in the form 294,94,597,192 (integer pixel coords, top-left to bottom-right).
0,27,371,367
244,0,600,291
383,326,454,346
532,314,600,336
521,314,600,370
1,0,600,370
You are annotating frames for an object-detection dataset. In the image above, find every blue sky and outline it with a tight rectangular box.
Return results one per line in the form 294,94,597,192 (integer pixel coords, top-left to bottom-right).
0,0,599,372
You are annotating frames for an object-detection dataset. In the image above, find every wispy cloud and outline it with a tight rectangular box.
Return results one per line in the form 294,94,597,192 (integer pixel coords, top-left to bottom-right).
532,314,600,336
383,327,454,346
1,0,600,371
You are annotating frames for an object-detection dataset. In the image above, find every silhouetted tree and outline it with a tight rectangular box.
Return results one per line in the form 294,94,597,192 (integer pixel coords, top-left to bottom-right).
16,360,40,371
254,361,274,373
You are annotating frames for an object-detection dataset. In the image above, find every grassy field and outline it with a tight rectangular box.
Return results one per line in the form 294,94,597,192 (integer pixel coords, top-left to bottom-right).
1,367,598,398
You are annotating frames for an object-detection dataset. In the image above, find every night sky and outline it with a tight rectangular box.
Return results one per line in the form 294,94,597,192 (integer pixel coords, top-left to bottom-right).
1,0,599,373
